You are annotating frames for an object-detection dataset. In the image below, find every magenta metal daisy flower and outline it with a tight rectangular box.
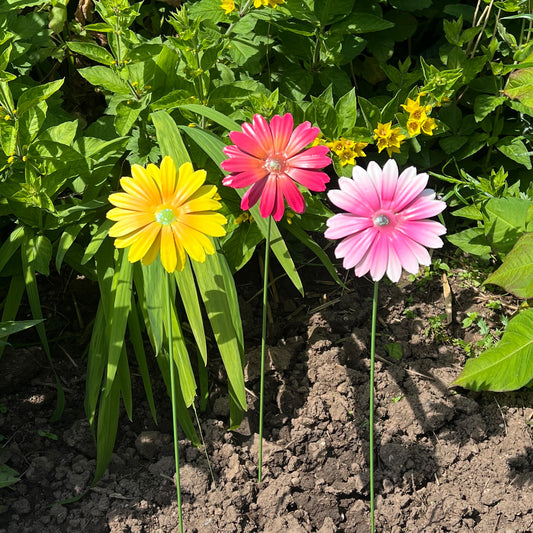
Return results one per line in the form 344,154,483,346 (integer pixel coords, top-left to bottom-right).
221,113,331,221
325,159,446,282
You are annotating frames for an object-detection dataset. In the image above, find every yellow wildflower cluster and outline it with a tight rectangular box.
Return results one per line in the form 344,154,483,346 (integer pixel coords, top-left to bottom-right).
373,122,406,157
401,94,437,137
221,0,235,13
323,137,368,167
253,0,285,7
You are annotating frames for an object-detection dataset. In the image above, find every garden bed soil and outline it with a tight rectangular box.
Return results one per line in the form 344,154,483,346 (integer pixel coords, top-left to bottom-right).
1,253,532,533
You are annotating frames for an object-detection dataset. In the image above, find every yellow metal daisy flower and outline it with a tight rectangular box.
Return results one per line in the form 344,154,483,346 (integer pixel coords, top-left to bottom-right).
107,156,227,273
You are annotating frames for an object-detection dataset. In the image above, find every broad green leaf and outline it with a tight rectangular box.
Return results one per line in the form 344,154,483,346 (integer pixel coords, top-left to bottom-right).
18,101,47,146
175,260,207,363
452,308,533,391
0,226,24,273
483,197,531,254
56,223,87,272
17,79,64,116
104,250,133,393
116,345,132,420
151,110,190,166
24,234,52,276
447,227,492,256
127,300,157,423
0,120,17,156
178,103,240,132
81,220,113,265
78,66,130,95
474,95,506,122
503,67,533,108
0,319,43,340
496,137,532,169
192,251,247,423
484,232,533,298
84,22,114,32
334,12,395,33
114,99,144,136
39,120,78,146
140,261,164,355
0,275,25,358
94,374,120,482
335,88,357,136
67,41,115,66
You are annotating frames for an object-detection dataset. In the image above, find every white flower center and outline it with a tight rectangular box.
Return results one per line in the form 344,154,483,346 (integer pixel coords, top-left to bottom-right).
265,156,285,174
156,207,176,226
374,214,390,227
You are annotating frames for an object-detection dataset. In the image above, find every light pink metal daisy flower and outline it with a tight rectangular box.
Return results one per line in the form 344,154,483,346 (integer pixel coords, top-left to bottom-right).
221,113,331,221
325,159,446,282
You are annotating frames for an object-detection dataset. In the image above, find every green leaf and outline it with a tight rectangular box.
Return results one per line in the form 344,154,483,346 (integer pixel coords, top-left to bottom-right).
0,319,43,340
334,12,395,33
483,197,531,255
0,226,24,273
114,99,144,136
17,79,64,116
484,232,533,298
56,223,86,272
452,308,533,391
335,88,357,136
473,95,506,122
81,220,113,265
78,66,130,95
0,464,20,489
67,41,115,66
24,234,52,276
178,103,240,132
447,227,492,256
104,250,133,394
496,137,532,169
192,251,247,425
0,275,25,359
151,110,190,166
174,261,207,363
503,67,533,108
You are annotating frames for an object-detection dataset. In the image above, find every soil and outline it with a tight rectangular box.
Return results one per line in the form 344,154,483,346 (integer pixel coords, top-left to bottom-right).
1,250,532,533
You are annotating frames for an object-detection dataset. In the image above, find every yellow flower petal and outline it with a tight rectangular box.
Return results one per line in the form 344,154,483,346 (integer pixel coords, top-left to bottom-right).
125,223,161,262
159,156,177,203
108,212,154,237
181,212,227,237
160,225,178,273
141,233,161,266
174,164,206,206
108,192,148,213
130,165,162,204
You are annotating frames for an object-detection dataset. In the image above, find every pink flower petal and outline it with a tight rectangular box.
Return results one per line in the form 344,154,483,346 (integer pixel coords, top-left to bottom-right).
368,233,389,281
392,167,429,212
376,159,399,209
350,167,381,212
288,145,331,169
259,176,278,219
336,227,378,269
272,182,286,221
328,188,374,217
398,220,446,248
286,167,329,191
241,178,268,211
228,130,267,159
285,121,319,156
222,169,268,189
221,153,265,173
401,192,447,220
385,243,403,282
278,174,305,214
324,213,373,240
270,114,294,153
389,231,421,275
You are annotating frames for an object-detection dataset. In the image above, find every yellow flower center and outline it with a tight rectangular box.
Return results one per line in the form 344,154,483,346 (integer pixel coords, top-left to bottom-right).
156,207,176,226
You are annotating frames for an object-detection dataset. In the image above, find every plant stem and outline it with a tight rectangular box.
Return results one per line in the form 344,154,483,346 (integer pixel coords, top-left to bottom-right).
165,272,183,533
369,281,379,533
258,215,272,483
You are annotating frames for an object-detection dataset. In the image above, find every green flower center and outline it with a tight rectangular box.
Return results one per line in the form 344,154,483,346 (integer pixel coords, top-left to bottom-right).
374,214,390,227
156,207,176,226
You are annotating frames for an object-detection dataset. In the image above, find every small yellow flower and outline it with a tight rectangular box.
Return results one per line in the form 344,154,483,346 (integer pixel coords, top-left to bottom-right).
328,139,345,155
352,142,368,158
406,118,422,137
7,155,14,163
254,0,284,7
286,211,295,224
4,114,10,120
421,117,437,136
234,212,250,225
107,157,227,273
373,122,406,158
338,149,356,166
221,0,236,14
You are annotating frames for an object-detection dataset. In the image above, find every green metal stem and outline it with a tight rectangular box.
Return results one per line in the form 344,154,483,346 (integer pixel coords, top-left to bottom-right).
369,281,379,533
166,272,183,533
258,215,272,483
